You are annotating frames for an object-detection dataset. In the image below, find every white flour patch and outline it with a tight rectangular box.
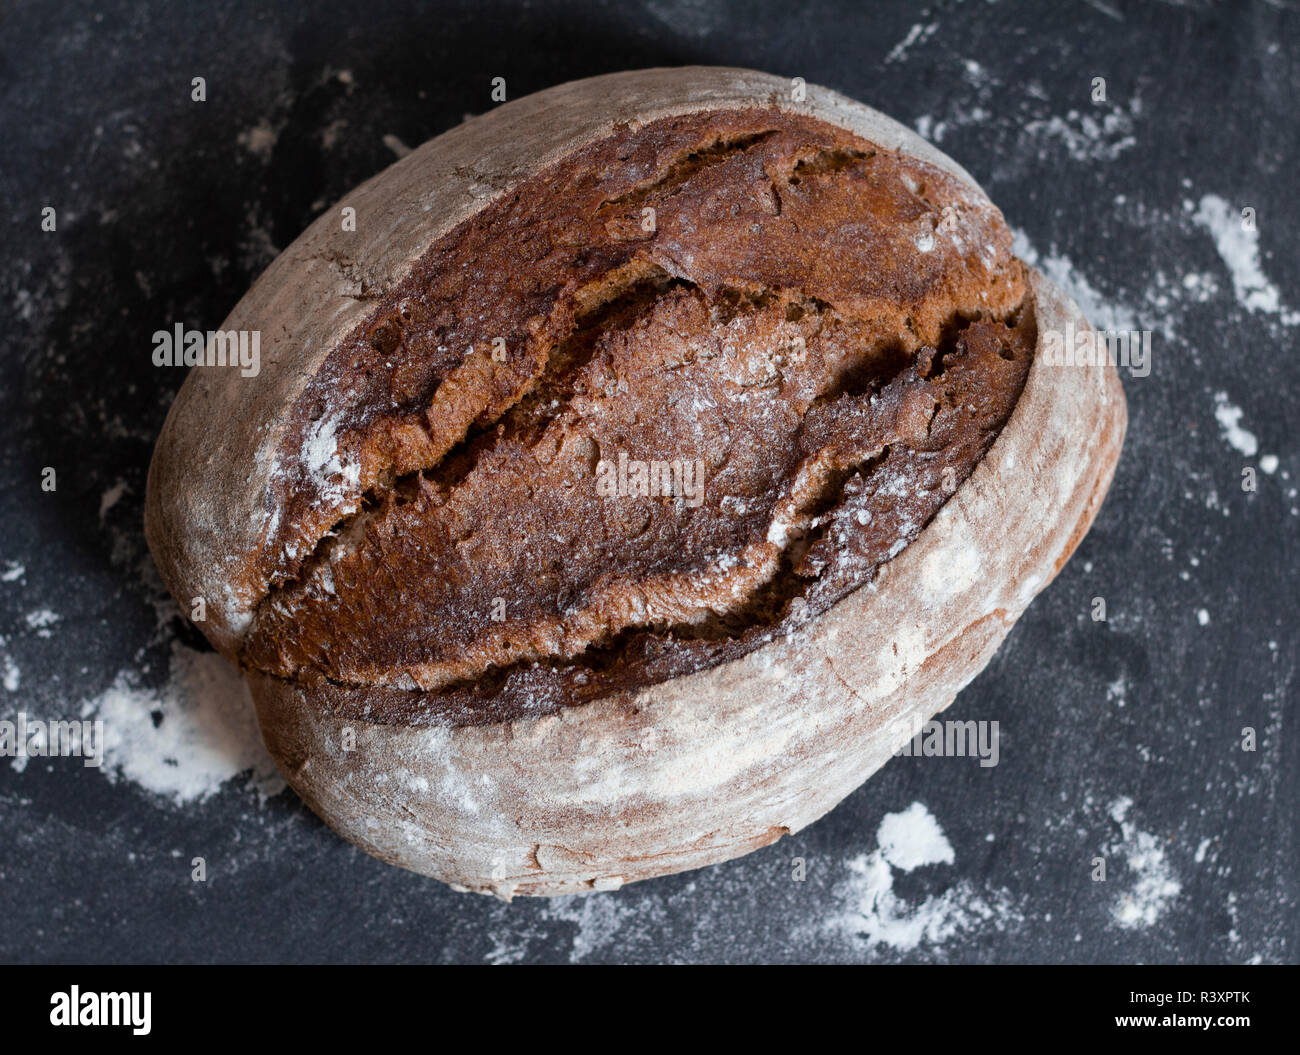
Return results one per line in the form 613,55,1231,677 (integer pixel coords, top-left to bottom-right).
78,643,283,804
1107,797,1181,929
1191,194,1300,325
381,133,412,159
1212,392,1258,457
483,931,530,965
24,609,60,637
2,646,19,692
825,803,1015,952
1022,99,1140,162
2,561,26,583
237,119,278,161
1225,891,1243,947
300,410,361,505
877,801,956,871
98,479,128,523
885,21,938,63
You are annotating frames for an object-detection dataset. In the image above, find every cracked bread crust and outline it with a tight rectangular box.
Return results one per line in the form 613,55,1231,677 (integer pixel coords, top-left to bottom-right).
241,106,1034,723
144,67,1126,896
247,309,1035,723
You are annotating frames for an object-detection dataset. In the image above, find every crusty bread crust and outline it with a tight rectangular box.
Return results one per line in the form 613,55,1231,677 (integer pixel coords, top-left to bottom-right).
146,68,1126,897
144,66,988,656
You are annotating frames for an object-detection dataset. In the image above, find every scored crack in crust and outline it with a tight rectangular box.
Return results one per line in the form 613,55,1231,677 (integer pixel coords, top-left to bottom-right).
239,106,1036,726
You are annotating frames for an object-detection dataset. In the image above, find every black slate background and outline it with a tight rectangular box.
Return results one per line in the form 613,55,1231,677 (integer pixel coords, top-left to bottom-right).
1,0,1296,964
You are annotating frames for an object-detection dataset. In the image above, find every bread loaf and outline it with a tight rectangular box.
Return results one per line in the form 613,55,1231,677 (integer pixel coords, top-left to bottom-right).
145,67,1126,897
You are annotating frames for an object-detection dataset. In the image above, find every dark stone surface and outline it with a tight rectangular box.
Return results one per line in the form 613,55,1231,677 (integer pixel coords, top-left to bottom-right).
0,0,1295,964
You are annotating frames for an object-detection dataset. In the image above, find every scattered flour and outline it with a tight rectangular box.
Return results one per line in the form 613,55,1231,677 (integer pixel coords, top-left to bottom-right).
98,479,128,523
24,609,60,637
1191,194,1300,325
1011,229,1139,333
825,802,1015,952
877,800,956,871
238,210,279,274
237,119,279,161
912,63,1137,166
484,931,531,966
382,133,413,159
1107,797,1181,929
1212,392,1258,457
76,642,283,804
0,442,288,801
542,894,639,963
2,646,19,692
885,22,938,64
1021,99,1140,162
644,0,723,39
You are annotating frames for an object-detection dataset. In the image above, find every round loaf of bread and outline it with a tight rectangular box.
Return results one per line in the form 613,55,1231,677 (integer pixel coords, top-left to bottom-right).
145,67,1126,897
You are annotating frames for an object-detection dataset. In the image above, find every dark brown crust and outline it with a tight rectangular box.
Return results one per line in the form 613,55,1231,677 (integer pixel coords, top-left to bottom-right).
239,108,1034,725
